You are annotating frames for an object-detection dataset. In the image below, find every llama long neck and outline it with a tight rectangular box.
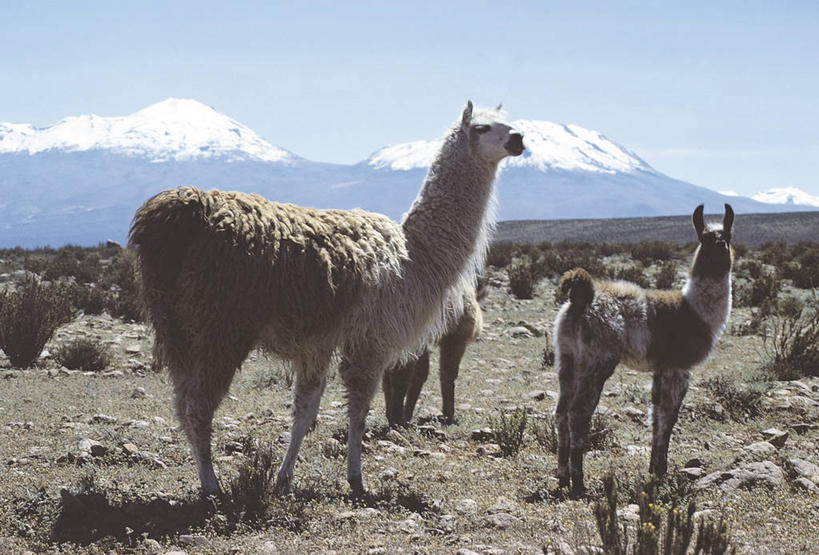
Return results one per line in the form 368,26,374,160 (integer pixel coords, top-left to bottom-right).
681,254,732,339
396,130,498,343
402,134,497,291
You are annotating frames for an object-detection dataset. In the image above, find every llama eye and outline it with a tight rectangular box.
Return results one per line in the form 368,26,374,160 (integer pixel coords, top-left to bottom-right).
472,124,491,134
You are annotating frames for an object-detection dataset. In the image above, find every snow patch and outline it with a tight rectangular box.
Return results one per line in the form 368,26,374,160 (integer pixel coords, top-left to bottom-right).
752,187,819,208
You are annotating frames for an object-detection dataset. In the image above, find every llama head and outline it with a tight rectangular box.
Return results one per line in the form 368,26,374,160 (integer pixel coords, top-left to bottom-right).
460,100,524,163
691,203,734,277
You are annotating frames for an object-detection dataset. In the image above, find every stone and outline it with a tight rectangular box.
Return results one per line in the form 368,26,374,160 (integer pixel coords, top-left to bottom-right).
178,535,210,548
697,461,785,491
487,496,517,514
527,390,547,401
89,413,117,424
679,467,703,478
685,457,706,468
760,428,789,448
258,541,279,554
321,437,344,458
509,326,533,338
616,503,640,522
742,441,777,459
787,458,819,483
623,406,645,423
455,498,478,514
143,538,162,554
125,344,142,354
131,387,147,399
470,428,494,441
794,478,819,494
122,443,140,456
485,512,521,528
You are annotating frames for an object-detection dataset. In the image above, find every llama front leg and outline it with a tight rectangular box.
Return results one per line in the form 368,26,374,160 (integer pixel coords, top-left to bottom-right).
276,361,328,493
402,349,430,423
340,356,382,495
172,367,235,496
649,368,690,477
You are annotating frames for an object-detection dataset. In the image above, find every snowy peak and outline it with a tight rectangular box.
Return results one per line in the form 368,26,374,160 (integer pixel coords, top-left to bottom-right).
0,98,293,163
366,119,654,174
751,187,819,208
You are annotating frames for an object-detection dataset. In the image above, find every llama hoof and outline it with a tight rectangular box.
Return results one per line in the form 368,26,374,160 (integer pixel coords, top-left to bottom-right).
348,475,365,497
274,475,292,496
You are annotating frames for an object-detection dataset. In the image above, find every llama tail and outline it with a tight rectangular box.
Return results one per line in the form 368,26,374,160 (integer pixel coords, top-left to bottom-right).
557,268,595,310
128,186,211,369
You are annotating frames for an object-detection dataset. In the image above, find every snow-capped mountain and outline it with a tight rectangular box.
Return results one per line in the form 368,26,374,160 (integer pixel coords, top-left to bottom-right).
752,187,819,208
366,120,653,174
0,99,815,248
0,98,293,163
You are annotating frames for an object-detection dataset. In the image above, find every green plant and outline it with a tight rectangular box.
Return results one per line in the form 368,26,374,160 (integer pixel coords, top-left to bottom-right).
700,375,766,420
66,283,110,315
227,438,278,521
508,260,538,300
762,306,819,380
490,407,528,457
594,472,735,555
0,278,74,368
532,413,557,454
734,269,781,308
55,338,111,372
655,261,678,290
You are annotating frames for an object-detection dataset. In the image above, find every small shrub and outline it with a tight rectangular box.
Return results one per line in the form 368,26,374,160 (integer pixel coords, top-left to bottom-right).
55,339,111,372
631,240,675,264
508,261,538,300
532,413,557,454
614,266,651,288
0,278,74,368
594,472,735,555
541,343,555,368
102,250,142,322
762,307,819,380
700,375,766,420
66,283,110,315
734,270,780,308
228,438,278,521
731,242,749,259
490,407,528,457
735,260,763,281
486,241,516,268
655,261,678,290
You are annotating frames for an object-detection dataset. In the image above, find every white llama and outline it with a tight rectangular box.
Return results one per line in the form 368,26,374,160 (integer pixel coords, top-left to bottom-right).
128,101,524,495
553,204,734,495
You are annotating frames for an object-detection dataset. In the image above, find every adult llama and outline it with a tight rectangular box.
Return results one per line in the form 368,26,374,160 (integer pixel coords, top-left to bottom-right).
553,204,734,496
129,101,524,496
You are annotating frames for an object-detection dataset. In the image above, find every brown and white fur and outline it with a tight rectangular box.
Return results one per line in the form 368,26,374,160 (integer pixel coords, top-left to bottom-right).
382,281,486,426
553,204,734,495
129,102,523,496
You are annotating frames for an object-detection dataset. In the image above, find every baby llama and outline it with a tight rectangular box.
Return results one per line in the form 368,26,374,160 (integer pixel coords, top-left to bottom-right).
553,204,734,495
129,101,523,496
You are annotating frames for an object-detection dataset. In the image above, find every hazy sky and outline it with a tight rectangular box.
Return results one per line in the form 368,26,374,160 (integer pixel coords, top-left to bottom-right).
3,1,817,196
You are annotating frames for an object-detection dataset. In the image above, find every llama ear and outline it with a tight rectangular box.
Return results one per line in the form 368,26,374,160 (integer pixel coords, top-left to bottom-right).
693,204,705,240
723,203,734,238
462,100,473,125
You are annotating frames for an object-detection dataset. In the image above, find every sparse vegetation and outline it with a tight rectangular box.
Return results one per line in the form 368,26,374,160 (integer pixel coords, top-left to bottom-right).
507,260,539,299
0,277,74,368
55,338,111,372
490,407,528,457
655,260,678,289
762,305,819,380
700,374,767,420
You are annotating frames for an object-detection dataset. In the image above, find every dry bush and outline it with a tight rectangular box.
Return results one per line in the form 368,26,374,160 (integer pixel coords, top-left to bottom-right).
486,241,516,268
65,283,110,315
734,269,780,308
654,261,678,290
0,277,74,368
490,407,528,457
55,338,111,372
100,249,142,322
508,260,538,300
762,305,819,380
630,240,676,264
613,265,651,288
700,375,766,420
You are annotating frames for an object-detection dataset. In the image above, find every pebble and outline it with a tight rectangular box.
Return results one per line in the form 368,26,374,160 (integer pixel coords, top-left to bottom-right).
455,498,478,514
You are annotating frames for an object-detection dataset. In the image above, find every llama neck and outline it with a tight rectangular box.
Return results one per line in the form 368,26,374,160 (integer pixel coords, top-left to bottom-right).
401,146,497,293
681,272,732,339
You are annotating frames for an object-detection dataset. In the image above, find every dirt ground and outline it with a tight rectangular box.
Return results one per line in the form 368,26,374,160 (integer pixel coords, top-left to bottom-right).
1,266,817,554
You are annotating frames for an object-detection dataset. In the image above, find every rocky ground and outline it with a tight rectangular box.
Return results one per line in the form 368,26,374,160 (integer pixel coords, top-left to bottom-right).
0,268,818,553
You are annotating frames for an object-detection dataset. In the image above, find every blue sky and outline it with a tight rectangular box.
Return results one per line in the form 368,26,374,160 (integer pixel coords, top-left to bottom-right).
2,1,817,196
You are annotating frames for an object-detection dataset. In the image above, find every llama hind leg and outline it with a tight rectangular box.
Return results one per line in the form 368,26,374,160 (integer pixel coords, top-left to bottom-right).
172,367,236,496
382,359,413,427
555,353,575,489
649,368,690,477
340,355,383,495
567,359,617,496
439,333,468,424
403,349,430,423
276,357,328,493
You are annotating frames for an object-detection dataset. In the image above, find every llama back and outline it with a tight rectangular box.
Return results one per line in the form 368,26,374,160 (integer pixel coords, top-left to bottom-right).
129,186,410,368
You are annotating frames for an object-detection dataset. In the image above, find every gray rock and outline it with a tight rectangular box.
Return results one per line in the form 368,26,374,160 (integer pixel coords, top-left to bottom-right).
509,326,534,338
794,477,819,494
760,428,789,448
787,458,819,483
485,512,521,528
178,535,209,548
89,413,117,424
697,461,785,491
742,441,777,459
455,498,478,514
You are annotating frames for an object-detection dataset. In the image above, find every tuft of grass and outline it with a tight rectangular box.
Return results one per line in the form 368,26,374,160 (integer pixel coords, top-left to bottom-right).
700,375,766,420
227,438,278,522
490,407,528,457
541,343,555,368
55,338,111,372
0,277,74,368
589,412,615,450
